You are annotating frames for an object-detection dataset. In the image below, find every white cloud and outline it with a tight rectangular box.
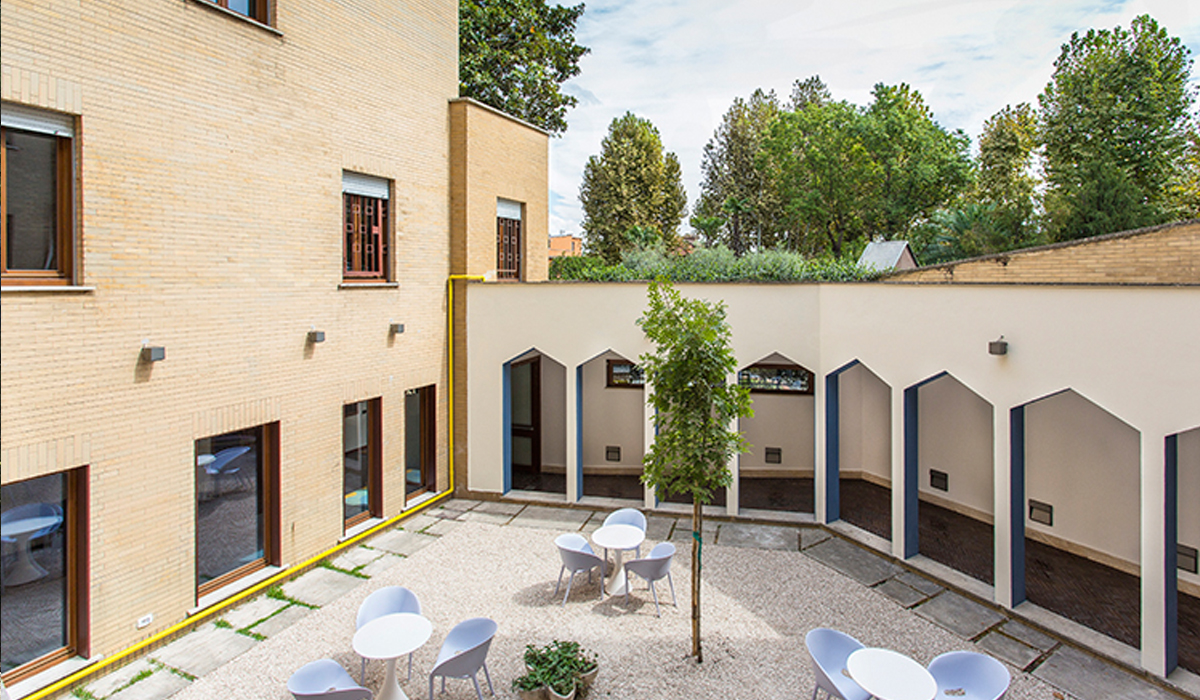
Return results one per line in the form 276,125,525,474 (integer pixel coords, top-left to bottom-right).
549,0,1200,238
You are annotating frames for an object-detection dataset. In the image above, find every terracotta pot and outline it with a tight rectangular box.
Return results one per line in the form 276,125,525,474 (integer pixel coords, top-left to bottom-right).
578,664,598,688
546,682,576,700
516,686,547,700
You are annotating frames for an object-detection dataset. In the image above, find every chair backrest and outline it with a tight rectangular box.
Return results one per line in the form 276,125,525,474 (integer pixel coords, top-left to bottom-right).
287,659,373,700
208,446,251,474
603,508,646,531
554,532,589,552
432,618,498,679
928,651,1010,700
356,586,421,629
556,536,603,573
625,542,674,582
804,628,869,700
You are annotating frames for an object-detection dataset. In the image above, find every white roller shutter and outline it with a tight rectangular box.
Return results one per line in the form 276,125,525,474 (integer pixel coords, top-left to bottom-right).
1,102,75,137
497,198,523,221
342,171,390,199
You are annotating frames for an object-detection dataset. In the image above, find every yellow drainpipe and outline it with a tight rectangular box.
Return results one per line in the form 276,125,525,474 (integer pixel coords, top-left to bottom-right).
23,275,484,700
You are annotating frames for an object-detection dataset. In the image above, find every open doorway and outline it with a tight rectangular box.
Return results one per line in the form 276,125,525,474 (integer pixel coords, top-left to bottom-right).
737,353,815,514
405,385,436,498
506,350,566,494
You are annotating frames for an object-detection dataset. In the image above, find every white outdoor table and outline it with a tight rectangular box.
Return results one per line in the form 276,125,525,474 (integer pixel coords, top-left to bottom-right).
590,523,645,597
352,612,433,700
0,515,62,586
847,647,936,700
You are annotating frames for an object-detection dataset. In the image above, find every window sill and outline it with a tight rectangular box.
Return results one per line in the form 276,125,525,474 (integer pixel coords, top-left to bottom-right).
186,0,283,36
341,517,384,541
1,285,96,294
5,653,103,700
338,282,399,289
189,565,286,615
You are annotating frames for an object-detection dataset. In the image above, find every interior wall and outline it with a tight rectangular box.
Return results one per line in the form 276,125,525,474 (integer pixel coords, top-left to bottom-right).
1179,426,1200,592
917,374,994,519
740,392,814,474
1026,390,1141,567
540,357,567,469
839,363,891,484
580,350,644,471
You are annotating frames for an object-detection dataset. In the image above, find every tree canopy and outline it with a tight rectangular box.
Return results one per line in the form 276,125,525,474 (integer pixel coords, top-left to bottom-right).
459,0,589,135
579,113,687,262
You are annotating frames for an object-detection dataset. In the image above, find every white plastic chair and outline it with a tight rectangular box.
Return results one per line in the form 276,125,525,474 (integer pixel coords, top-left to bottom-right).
356,586,422,683
0,502,64,542
927,651,1011,700
204,446,251,495
602,507,647,559
287,658,373,700
554,533,605,605
804,628,870,700
623,542,676,616
428,617,497,700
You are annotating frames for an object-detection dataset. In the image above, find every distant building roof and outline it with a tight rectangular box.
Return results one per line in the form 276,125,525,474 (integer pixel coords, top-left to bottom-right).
858,240,918,272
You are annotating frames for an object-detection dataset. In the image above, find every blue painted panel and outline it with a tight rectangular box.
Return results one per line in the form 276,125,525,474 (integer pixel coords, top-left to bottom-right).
825,371,841,522
1166,433,1179,674
1010,404,1026,605
903,385,920,559
575,365,584,502
502,360,513,494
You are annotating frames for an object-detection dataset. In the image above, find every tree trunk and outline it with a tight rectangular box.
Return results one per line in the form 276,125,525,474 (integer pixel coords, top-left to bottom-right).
692,497,703,662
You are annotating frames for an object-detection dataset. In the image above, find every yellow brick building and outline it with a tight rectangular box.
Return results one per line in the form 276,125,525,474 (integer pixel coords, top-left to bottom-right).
0,0,547,691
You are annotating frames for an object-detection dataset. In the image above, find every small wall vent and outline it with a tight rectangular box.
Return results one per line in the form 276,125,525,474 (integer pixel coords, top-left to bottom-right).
605,446,621,462
929,469,949,492
765,447,782,464
1029,500,1053,526
1180,544,1199,574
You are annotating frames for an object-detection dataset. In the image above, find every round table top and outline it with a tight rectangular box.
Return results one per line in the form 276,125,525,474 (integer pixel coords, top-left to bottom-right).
847,648,936,700
353,612,433,660
1,515,63,539
591,523,645,551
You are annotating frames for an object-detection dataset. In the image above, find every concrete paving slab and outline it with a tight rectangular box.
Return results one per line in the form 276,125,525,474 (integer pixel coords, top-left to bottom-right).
1000,620,1058,651
803,537,898,586
799,528,831,550
438,499,482,513
152,624,257,678
894,570,944,597
715,522,799,551
220,596,288,630
248,604,310,638
462,508,519,526
1033,645,1178,700
508,505,592,531
472,501,525,516
359,552,403,577
366,528,432,555
106,667,191,700
331,546,384,571
282,567,363,607
85,658,158,698
976,630,1043,670
669,519,718,545
875,579,928,608
402,513,443,533
914,591,1004,640
644,516,675,541
420,517,461,536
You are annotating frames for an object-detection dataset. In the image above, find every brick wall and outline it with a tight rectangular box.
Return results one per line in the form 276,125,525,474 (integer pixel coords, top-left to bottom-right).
886,220,1200,285
2,0,455,666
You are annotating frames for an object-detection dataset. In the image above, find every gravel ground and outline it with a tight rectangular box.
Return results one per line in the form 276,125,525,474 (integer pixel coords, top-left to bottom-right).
171,519,1075,700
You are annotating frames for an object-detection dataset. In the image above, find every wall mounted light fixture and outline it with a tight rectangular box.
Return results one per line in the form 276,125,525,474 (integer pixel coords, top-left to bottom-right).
989,335,1008,355
389,322,405,335
141,346,166,362
307,330,326,343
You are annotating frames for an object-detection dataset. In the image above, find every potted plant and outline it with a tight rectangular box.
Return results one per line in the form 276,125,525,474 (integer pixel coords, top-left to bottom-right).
515,641,598,700
511,670,547,700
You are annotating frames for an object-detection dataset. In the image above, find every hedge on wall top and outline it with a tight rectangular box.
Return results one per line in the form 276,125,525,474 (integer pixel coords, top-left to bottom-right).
549,246,878,282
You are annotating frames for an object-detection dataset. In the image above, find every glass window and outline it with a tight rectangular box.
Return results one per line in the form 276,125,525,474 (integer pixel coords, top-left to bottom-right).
2,117,76,284
606,359,644,388
344,400,380,526
343,172,390,282
1,471,73,678
206,0,269,23
195,425,274,595
737,363,814,394
496,198,523,280
405,386,436,497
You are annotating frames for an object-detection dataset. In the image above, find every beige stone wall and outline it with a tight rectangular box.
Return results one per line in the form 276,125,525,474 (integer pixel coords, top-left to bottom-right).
888,220,1200,285
2,0,455,667
449,98,549,282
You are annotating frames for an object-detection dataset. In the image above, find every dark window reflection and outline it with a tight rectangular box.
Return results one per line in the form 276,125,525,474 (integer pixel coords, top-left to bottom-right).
195,427,264,588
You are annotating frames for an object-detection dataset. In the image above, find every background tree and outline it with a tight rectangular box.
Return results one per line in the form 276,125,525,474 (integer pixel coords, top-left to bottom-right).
1038,14,1195,240
694,89,787,252
789,74,831,111
974,103,1039,248
638,280,752,662
580,113,688,262
459,0,589,135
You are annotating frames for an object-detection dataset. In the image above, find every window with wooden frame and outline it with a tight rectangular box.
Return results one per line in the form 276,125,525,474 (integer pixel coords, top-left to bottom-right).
737,363,814,394
343,172,390,282
606,359,644,388
0,466,89,685
496,198,523,280
343,399,382,528
194,424,280,598
205,0,270,24
2,103,77,286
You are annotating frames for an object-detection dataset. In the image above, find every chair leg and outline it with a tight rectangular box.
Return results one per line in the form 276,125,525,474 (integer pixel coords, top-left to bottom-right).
650,580,660,617
563,571,576,605
667,571,677,606
408,652,414,681
555,564,565,595
361,657,367,685
810,685,818,700
429,674,436,700
472,673,484,700
483,661,494,695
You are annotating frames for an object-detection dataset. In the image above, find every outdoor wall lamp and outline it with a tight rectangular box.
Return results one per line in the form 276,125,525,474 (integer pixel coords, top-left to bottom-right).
141,345,166,362
389,322,405,335
989,335,1008,355
307,329,326,344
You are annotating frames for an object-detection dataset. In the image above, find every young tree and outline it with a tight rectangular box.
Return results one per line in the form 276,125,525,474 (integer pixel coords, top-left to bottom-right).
789,74,831,111
639,280,751,662
1038,14,1195,240
975,103,1039,247
579,113,688,263
459,0,589,135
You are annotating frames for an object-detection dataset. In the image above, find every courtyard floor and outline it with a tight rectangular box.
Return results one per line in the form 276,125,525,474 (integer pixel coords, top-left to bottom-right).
67,499,1196,700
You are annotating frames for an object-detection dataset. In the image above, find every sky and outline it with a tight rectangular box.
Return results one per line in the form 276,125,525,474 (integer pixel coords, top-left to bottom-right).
547,0,1200,239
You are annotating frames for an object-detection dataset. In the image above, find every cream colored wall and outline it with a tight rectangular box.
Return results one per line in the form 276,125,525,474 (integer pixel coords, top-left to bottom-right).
541,355,567,469
741,392,815,474
1177,426,1200,592
838,362,892,483
581,351,645,472
917,374,993,520
1025,390,1141,568
1,0,456,663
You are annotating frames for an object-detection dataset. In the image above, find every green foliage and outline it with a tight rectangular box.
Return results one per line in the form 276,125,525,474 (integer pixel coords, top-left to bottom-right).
1038,14,1195,240
514,640,596,695
971,103,1040,247
638,280,752,504
789,75,831,111
459,0,589,135
580,113,688,262
549,246,875,282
